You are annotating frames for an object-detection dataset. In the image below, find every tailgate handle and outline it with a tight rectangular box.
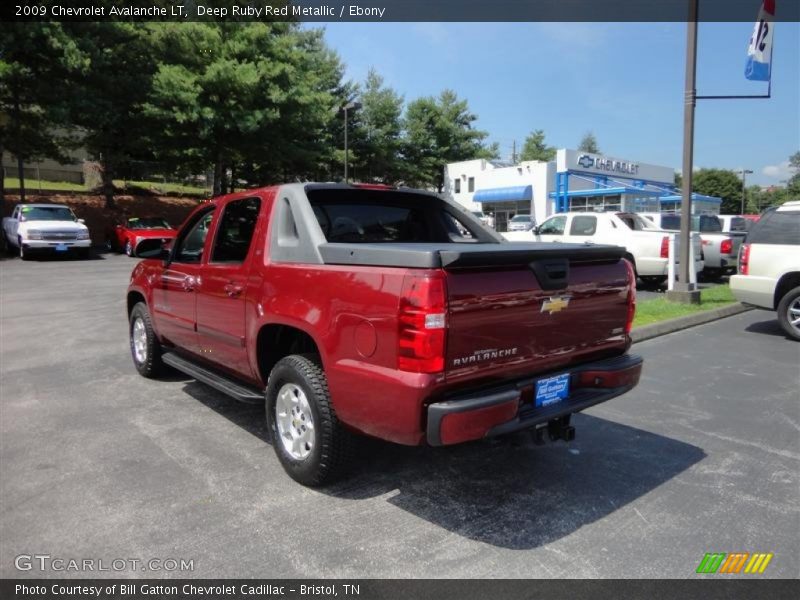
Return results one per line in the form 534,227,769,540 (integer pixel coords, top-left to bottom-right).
529,258,570,291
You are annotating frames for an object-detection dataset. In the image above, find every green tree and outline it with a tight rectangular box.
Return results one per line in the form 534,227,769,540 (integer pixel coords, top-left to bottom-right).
402,90,494,191
519,129,556,162
63,23,157,208
787,150,800,197
351,68,404,184
578,131,600,154
692,168,746,214
143,23,345,194
0,24,84,206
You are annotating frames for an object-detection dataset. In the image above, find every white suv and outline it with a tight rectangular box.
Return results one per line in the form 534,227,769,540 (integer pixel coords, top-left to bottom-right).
730,201,800,340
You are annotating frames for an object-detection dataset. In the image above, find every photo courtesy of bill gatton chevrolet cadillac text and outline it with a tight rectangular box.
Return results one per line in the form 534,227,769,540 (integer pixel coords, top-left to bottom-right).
126,183,642,485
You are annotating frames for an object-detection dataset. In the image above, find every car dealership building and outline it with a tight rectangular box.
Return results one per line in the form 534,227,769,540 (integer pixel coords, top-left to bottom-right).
445,149,721,231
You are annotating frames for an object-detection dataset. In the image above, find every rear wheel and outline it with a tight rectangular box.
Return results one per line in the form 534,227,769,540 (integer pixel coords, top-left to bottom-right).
129,302,164,377
266,354,354,486
777,286,800,341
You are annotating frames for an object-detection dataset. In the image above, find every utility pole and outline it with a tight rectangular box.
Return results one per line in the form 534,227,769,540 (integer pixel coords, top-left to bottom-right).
740,168,753,214
512,140,517,163
667,0,701,304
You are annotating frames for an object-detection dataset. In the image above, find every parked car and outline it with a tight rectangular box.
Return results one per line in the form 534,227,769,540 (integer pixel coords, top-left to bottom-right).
471,210,488,225
127,183,642,485
507,211,704,287
507,214,536,232
2,204,91,260
717,214,751,234
108,217,177,256
730,201,800,340
641,213,742,279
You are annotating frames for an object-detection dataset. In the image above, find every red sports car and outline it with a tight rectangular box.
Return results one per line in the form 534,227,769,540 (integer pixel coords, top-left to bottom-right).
108,217,177,256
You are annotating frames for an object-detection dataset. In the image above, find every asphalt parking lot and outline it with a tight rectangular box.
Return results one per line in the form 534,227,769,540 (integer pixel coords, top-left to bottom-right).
1,252,798,578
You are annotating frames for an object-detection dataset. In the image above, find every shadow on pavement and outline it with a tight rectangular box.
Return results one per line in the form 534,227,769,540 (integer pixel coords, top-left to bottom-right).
180,379,705,550
745,317,787,338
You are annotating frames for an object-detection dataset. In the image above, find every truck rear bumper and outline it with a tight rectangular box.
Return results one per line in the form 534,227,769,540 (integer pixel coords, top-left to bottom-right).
426,354,643,446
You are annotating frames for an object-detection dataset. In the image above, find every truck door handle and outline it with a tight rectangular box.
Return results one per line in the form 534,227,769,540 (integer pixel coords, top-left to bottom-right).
183,276,197,292
224,282,244,297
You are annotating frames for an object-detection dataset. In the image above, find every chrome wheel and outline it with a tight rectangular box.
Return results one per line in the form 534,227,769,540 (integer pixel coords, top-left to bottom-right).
275,383,315,460
125,240,133,256
788,297,800,335
131,317,148,363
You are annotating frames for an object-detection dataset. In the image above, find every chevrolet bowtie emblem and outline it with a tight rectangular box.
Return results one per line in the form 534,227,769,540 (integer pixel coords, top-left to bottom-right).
541,296,571,314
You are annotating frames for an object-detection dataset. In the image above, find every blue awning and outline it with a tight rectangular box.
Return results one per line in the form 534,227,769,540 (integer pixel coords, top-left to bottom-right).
548,186,664,199
658,193,722,204
473,185,532,203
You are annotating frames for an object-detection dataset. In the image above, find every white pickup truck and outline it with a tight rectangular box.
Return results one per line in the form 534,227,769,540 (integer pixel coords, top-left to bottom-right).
504,211,704,286
640,213,742,279
2,204,92,260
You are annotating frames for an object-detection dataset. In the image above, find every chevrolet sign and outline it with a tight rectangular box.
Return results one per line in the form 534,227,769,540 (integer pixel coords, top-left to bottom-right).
541,296,571,314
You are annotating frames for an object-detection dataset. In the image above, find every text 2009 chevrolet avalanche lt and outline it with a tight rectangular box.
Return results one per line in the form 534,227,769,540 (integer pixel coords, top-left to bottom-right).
127,184,642,485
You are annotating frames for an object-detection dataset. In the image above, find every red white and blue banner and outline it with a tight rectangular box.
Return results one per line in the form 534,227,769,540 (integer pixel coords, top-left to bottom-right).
745,0,775,81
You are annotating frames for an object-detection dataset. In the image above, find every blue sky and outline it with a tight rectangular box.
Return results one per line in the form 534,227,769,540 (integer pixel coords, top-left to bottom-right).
318,22,799,186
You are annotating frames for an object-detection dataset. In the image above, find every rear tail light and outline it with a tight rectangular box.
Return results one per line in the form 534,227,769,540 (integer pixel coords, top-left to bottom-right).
720,239,733,255
660,236,669,259
739,243,750,275
623,258,636,335
398,274,447,373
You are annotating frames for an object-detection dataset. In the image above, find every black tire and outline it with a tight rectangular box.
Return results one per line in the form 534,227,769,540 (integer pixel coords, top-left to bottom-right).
640,275,666,288
266,354,354,486
777,286,800,341
18,237,29,261
129,302,165,377
78,247,91,260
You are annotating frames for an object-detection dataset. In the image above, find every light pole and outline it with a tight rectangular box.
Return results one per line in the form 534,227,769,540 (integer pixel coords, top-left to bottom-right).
341,101,362,183
666,0,701,305
740,168,753,214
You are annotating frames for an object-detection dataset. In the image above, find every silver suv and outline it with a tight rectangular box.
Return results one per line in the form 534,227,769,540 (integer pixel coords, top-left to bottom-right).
730,201,800,340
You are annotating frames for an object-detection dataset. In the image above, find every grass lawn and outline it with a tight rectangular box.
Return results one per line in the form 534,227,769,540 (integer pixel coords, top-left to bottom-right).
633,284,738,328
4,177,206,196
3,177,87,192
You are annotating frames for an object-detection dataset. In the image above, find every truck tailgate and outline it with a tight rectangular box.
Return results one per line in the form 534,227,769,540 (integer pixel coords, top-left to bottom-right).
442,243,631,384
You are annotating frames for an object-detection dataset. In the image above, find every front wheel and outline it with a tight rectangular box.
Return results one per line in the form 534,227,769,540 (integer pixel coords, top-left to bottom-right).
266,354,354,486
777,286,800,341
125,239,133,257
129,302,165,377
18,237,29,261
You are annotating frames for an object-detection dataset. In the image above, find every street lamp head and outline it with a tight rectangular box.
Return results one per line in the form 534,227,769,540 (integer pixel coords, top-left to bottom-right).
343,101,363,111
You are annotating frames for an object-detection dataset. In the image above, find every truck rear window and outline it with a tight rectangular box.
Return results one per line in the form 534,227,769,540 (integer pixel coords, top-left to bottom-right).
307,188,484,244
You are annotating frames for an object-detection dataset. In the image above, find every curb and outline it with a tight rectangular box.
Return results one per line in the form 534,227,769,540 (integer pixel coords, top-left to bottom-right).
631,303,752,344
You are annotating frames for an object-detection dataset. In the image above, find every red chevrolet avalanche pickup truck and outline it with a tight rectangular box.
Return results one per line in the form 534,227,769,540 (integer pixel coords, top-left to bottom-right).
127,183,642,485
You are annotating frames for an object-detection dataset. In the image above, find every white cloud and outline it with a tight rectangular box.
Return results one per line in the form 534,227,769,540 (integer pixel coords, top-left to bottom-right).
762,161,793,180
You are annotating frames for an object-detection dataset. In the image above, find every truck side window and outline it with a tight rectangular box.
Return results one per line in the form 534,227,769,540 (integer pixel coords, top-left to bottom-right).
174,212,214,263
211,197,261,263
569,215,597,236
538,215,566,235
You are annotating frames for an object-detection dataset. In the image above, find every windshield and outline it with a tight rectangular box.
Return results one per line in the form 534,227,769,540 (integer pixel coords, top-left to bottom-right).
511,215,531,222
661,215,722,232
617,213,656,231
19,206,75,222
127,217,171,230
471,211,484,218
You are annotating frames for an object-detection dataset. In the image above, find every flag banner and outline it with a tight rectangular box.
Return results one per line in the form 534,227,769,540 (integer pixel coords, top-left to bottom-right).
745,0,776,81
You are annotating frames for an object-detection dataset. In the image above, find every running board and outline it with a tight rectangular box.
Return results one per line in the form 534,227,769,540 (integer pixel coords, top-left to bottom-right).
162,352,263,404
